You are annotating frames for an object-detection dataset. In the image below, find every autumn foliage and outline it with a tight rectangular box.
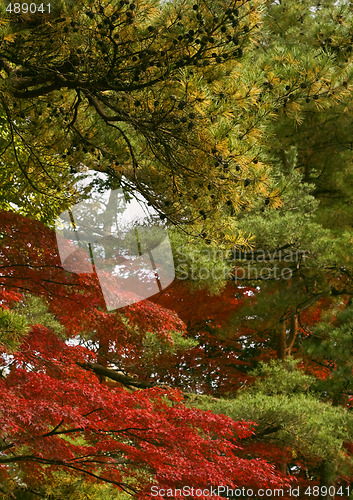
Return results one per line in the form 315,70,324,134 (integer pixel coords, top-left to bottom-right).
0,211,288,497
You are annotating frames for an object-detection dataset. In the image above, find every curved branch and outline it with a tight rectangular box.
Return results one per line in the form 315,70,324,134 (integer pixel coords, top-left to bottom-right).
78,361,154,389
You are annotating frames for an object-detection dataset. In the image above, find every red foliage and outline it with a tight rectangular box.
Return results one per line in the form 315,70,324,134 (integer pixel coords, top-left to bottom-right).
148,280,274,394
0,211,287,496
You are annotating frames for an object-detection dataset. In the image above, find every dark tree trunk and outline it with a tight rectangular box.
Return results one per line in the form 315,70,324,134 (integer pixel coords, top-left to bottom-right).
319,460,335,500
277,321,287,360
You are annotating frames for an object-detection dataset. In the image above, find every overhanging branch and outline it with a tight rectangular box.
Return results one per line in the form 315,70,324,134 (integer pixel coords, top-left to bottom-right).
78,362,154,389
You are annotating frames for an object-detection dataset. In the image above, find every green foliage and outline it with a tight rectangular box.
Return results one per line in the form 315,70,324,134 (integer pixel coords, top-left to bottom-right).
13,295,65,338
2,0,351,241
0,307,29,352
143,329,198,360
191,359,353,465
0,473,127,500
305,303,353,404
247,358,316,395
169,228,235,294
0,295,65,352
0,107,79,225
235,159,323,261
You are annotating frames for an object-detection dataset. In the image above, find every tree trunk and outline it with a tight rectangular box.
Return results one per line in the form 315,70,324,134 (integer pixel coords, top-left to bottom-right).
278,448,287,474
277,321,287,360
287,312,298,356
319,460,335,500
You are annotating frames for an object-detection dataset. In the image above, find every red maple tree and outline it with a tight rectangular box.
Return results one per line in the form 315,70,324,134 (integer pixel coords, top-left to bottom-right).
0,211,288,497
